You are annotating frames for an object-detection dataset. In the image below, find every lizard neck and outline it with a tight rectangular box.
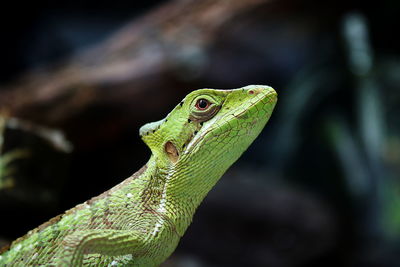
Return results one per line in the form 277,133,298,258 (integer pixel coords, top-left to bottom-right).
138,155,214,238
140,155,223,238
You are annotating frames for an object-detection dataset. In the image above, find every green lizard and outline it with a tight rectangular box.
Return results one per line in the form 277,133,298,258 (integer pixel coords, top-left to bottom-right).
0,85,277,266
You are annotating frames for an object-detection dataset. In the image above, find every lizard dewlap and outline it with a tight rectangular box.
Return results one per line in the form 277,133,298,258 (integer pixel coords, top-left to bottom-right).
0,85,277,266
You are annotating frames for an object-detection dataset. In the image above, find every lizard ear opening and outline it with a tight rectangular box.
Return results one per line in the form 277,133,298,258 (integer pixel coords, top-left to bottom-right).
165,141,179,163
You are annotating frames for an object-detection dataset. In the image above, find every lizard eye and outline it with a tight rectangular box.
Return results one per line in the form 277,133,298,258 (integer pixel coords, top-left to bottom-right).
190,95,220,123
195,99,210,110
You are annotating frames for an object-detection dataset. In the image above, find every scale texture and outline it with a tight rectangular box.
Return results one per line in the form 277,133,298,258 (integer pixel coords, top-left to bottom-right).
0,85,277,266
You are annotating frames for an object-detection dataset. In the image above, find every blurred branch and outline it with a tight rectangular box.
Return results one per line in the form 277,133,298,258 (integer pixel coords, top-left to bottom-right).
6,117,73,153
0,0,269,126
0,113,71,209
337,12,400,253
325,118,370,198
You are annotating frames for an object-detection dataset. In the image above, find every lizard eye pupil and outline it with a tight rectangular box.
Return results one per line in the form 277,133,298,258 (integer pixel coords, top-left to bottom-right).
196,99,210,110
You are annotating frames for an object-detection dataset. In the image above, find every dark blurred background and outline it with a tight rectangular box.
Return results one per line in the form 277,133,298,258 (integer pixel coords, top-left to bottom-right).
0,0,399,266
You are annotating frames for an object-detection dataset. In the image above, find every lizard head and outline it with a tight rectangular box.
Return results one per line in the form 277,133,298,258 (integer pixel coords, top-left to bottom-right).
140,85,277,180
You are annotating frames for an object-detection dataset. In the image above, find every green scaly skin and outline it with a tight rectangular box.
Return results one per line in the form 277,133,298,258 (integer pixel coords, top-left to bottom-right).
0,85,277,266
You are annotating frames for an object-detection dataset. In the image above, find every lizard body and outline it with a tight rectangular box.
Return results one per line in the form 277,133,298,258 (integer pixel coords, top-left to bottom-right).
0,85,277,266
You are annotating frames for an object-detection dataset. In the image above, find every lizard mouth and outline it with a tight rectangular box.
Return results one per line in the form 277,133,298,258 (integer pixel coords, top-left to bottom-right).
231,88,277,120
